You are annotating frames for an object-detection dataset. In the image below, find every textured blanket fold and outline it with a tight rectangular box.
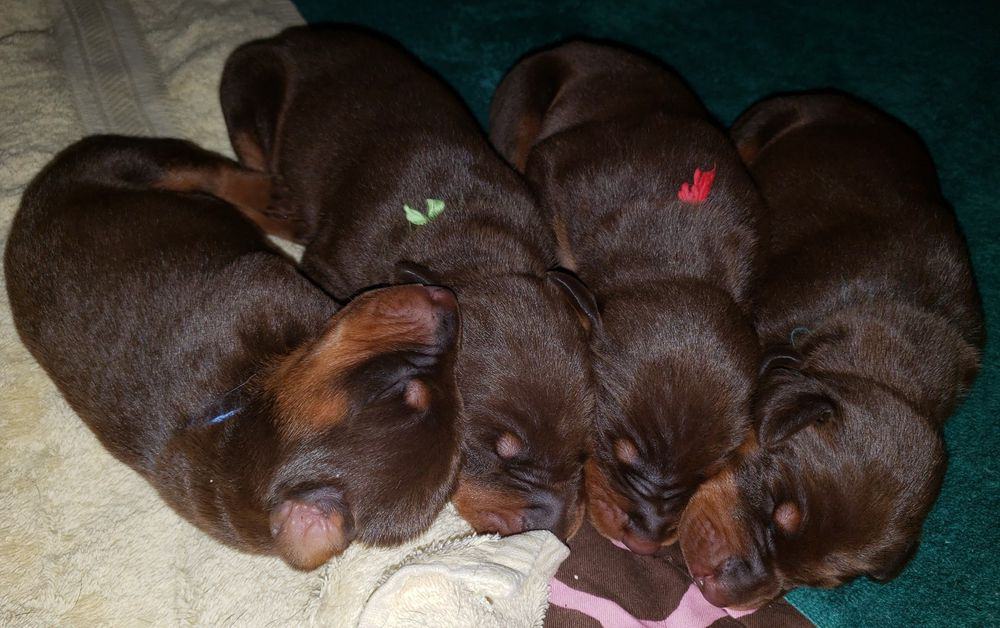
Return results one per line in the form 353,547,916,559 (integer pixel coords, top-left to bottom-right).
0,1,566,625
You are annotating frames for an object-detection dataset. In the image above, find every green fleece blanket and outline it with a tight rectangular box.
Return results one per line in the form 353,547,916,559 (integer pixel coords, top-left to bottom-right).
292,2,999,625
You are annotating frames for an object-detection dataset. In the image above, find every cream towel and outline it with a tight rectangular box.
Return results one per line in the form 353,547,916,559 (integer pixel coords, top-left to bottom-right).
360,531,569,628
0,1,567,625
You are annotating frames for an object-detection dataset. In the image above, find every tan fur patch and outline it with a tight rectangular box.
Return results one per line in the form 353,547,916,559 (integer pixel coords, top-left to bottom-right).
583,458,630,543
452,476,528,534
679,466,752,568
551,214,579,271
232,130,268,172
153,160,289,238
265,287,444,439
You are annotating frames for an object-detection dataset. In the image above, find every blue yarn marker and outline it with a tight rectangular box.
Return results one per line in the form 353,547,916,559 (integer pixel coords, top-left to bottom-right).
207,407,240,425
790,326,811,347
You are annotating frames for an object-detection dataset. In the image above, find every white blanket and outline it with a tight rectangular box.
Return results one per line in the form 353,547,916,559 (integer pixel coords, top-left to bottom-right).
0,1,567,625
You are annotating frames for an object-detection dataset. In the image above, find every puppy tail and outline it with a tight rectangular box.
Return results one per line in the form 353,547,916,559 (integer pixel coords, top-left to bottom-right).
489,49,572,172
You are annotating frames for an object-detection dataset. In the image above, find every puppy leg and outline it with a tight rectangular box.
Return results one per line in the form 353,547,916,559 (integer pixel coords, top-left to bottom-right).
152,157,298,239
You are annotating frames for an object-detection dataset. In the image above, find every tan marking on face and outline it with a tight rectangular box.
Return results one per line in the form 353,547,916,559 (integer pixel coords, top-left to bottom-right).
773,501,802,535
452,475,528,535
613,438,639,465
584,457,630,543
495,432,524,459
266,286,447,439
403,379,431,411
679,467,752,575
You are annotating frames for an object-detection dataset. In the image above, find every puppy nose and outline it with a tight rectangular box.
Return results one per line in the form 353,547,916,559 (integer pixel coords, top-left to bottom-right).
386,284,459,345
480,493,569,537
622,531,661,555
481,509,528,536
692,555,767,608
693,572,731,608
421,285,458,310
388,284,458,312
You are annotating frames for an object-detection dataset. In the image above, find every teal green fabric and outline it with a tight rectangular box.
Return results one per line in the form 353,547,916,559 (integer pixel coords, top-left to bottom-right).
291,2,999,625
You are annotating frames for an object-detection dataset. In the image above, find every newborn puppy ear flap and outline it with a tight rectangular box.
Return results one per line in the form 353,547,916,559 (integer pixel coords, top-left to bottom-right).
547,269,600,332
394,261,441,286
757,390,835,446
868,538,919,583
270,485,356,570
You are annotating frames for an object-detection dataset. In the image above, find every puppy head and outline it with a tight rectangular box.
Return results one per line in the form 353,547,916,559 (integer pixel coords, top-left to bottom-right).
449,273,596,540
263,284,462,569
585,294,756,554
679,341,946,608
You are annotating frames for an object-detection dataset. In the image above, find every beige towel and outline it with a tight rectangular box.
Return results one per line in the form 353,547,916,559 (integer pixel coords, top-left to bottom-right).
0,1,567,625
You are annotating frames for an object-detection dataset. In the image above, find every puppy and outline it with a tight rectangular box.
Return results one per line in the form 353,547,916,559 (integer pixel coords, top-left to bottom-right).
4,135,462,570
489,42,764,553
219,27,596,538
678,93,985,608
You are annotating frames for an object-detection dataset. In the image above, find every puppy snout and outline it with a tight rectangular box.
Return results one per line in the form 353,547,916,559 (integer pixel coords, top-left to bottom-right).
622,530,662,555
692,555,768,609
481,509,528,536
480,492,570,537
422,285,457,308
386,284,459,346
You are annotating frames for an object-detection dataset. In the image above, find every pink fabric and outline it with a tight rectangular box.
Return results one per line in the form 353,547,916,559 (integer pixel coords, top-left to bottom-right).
550,537,755,627
550,581,751,627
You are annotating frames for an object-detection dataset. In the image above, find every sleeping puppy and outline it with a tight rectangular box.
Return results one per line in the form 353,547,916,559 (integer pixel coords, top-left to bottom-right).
219,27,596,539
4,135,462,570
678,93,985,608
489,42,764,553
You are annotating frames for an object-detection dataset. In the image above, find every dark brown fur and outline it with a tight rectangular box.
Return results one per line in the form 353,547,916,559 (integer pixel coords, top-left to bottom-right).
489,41,764,554
4,135,463,570
218,26,596,538
679,93,984,608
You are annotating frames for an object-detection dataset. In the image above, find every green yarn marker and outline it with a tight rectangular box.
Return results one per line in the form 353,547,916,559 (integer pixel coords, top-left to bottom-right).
404,198,445,225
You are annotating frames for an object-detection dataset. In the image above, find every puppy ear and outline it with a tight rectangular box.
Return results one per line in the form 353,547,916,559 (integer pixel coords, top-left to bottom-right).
394,261,441,286
757,389,835,445
547,269,600,332
868,538,919,583
270,485,355,570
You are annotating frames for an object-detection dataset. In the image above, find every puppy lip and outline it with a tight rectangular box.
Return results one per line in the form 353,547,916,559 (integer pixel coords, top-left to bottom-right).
621,531,661,555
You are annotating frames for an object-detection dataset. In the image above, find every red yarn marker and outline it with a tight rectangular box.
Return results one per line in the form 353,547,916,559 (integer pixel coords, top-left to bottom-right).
677,166,716,204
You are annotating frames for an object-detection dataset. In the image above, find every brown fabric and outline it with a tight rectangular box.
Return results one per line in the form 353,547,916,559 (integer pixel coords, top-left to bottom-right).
545,521,812,627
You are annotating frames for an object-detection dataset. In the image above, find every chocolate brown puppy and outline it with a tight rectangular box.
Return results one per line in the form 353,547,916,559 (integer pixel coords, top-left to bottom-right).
679,93,984,608
219,27,596,538
4,135,462,570
489,42,763,553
